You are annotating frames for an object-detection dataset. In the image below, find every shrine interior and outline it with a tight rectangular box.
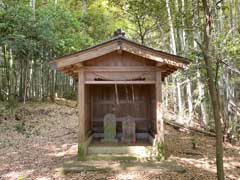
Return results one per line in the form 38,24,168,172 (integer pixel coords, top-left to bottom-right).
84,84,157,143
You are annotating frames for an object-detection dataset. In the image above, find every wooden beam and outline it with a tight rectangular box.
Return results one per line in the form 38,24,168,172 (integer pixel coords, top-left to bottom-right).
74,63,83,68
157,64,176,72
122,42,188,68
56,43,119,68
156,71,164,143
117,49,123,55
83,66,157,72
51,39,189,70
72,63,83,72
84,80,155,84
156,63,165,67
78,69,85,143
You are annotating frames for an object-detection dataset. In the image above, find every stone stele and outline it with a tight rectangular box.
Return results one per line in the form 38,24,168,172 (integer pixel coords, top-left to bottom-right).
122,116,136,144
102,113,117,143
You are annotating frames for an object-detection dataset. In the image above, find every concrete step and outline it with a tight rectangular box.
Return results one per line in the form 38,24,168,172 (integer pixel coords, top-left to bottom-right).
86,154,138,161
88,145,153,158
62,160,186,174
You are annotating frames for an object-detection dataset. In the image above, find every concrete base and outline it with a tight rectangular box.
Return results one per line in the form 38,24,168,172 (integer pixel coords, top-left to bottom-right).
77,135,93,160
88,134,154,159
62,160,186,174
100,138,118,143
78,133,160,160
88,145,153,158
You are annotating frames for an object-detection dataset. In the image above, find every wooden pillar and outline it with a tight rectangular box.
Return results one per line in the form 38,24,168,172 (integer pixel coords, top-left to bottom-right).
78,69,85,142
78,69,86,160
155,70,165,160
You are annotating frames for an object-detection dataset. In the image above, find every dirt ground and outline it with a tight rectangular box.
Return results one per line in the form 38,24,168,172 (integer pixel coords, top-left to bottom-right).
0,102,240,180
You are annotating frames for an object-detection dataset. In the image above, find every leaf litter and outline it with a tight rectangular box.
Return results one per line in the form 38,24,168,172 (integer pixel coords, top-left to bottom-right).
0,102,239,180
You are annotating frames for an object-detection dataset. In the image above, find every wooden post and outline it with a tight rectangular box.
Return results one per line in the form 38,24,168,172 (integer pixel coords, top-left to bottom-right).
77,69,86,160
155,70,165,160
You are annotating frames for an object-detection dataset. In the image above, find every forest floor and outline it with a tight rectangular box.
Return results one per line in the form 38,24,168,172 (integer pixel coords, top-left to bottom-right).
0,102,240,180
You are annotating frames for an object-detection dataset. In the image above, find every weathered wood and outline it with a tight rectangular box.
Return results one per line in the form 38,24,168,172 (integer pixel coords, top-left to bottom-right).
78,69,85,143
52,50,187,80
84,51,155,67
55,97,77,108
156,71,164,141
85,85,91,136
55,43,119,68
85,81,155,84
50,37,189,69
83,66,157,72
90,84,150,134
122,42,188,68
154,70,165,160
93,117,146,122
164,120,216,137
85,71,155,82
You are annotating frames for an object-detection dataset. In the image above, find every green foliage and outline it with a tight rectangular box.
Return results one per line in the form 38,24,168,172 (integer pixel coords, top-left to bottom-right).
77,143,86,161
156,141,165,161
109,0,167,45
16,176,26,180
191,136,198,149
5,95,18,114
0,0,129,102
14,122,26,134
0,96,19,115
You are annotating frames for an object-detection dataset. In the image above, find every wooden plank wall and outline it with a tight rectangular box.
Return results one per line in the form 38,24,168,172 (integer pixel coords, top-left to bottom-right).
149,85,157,136
85,85,92,136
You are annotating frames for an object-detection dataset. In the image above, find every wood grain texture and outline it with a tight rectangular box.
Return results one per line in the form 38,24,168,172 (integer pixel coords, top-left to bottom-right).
78,69,85,143
87,84,154,133
156,71,164,143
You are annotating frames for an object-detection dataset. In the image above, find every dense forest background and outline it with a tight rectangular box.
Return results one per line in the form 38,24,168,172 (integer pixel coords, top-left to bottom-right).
0,0,240,141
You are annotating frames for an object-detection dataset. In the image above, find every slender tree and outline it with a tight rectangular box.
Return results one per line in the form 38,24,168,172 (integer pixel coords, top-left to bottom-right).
166,0,176,54
201,0,225,179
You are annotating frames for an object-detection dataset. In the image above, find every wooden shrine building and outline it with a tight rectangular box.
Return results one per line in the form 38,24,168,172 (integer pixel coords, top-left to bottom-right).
50,29,189,160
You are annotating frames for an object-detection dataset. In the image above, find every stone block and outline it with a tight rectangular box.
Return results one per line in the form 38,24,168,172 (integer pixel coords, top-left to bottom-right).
122,116,136,144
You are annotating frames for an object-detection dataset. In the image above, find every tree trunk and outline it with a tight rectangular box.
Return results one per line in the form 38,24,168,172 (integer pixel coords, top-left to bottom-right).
165,78,169,109
197,65,207,126
172,76,177,113
177,78,182,113
166,0,177,54
186,77,193,123
30,0,36,18
82,0,87,15
201,0,225,179
181,0,186,53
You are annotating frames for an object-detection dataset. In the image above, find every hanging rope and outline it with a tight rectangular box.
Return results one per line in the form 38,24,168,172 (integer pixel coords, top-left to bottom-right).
125,84,129,102
131,84,135,102
125,84,130,116
115,82,119,105
93,72,148,81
